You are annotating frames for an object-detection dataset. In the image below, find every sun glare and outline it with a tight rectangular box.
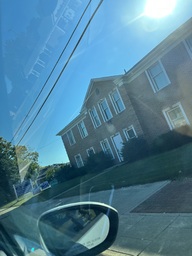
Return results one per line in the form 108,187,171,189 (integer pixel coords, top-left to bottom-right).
144,0,176,18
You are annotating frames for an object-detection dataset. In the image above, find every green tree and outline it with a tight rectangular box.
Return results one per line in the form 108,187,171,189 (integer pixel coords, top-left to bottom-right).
0,137,39,204
46,166,56,182
0,137,19,201
16,145,39,181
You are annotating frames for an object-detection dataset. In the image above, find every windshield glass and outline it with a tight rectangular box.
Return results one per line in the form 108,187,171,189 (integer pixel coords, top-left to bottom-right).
1,0,192,255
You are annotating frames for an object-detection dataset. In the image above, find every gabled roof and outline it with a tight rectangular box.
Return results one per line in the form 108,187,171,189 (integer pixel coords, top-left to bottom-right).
57,74,123,136
57,111,86,136
80,75,123,112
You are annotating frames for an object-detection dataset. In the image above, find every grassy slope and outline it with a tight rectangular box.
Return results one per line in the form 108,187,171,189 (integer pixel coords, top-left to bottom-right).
23,143,192,205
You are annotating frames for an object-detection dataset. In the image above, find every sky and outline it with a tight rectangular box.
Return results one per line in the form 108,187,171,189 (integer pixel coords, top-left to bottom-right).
1,0,192,167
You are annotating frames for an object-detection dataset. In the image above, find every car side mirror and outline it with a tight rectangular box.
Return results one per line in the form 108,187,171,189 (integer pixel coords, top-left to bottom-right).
38,202,119,256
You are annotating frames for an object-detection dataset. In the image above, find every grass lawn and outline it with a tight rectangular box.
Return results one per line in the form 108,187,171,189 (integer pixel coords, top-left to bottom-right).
0,193,34,214
23,142,192,205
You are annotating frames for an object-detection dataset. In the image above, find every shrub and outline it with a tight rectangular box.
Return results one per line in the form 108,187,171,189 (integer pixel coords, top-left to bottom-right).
54,165,86,183
46,167,55,182
121,137,149,163
151,125,192,154
64,166,87,180
84,152,114,173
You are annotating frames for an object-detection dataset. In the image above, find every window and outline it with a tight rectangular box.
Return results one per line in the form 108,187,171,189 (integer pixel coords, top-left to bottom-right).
147,61,170,92
110,89,125,113
89,107,101,128
99,99,113,121
86,147,95,157
78,121,88,138
185,34,192,58
100,139,114,159
163,103,189,129
123,126,137,140
66,130,76,145
74,154,84,168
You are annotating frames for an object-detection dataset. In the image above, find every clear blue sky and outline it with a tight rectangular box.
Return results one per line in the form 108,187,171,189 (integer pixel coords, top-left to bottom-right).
1,0,192,166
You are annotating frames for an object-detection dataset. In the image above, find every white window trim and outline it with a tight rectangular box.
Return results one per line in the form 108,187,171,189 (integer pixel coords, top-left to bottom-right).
109,88,126,114
123,125,137,141
66,130,76,146
86,147,95,157
98,98,113,122
100,138,115,159
74,154,84,168
162,102,190,130
110,133,124,162
89,106,101,129
77,120,88,139
183,36,192,59
145,60,171,93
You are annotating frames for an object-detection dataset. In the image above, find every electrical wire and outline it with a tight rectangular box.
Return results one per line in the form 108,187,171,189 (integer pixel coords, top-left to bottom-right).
11,0,93,143
16,0,104,146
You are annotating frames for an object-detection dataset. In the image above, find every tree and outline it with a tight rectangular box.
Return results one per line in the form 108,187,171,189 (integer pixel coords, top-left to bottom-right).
15,145,39,181
46,166,56,182
0,137,19,201
0,137,40,204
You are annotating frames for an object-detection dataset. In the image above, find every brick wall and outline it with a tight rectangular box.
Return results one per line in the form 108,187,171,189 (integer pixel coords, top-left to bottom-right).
62,78,145,166
125,41,192,142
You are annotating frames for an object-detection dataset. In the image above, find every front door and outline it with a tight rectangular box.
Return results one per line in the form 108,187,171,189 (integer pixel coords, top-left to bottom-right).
111,133,124,162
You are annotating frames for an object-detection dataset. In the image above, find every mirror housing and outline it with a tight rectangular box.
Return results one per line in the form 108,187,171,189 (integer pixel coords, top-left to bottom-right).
38,202,118,256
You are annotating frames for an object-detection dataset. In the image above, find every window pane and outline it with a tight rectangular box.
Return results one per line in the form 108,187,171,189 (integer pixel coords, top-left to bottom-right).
149,63,162,77
113,91,119,102
90,108,101,127
172,117,187,127
102,100,108,110
105,108,112,119
100,99,112,121
75,155,83,168
127,128,136,139
101,140,113,158
67,130,75,145
148,62,169,91
87,148,94,156
111,90,125,113
116,99,124,112
78,121,88,138
167,107,187,128
154,73,169,90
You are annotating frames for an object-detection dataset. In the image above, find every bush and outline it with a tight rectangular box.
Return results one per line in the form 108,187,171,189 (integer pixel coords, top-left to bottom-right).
44,164,87,184
121,137,149,163
151,125,192,154
84,152,114,173
54,165,86,183
64,166,87,180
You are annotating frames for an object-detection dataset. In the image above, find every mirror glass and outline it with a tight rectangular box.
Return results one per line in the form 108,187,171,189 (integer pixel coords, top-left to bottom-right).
39,207,110,255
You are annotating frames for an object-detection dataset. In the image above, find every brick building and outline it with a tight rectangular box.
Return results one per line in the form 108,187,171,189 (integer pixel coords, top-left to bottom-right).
57,18,192,168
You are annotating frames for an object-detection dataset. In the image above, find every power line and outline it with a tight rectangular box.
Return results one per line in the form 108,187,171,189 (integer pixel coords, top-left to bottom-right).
16,0,104,146
11,0,93,143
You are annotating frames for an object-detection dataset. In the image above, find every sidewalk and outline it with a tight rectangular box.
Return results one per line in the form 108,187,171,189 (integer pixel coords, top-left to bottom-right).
3,179,192,255
109,212,192,256
99,180,192,256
